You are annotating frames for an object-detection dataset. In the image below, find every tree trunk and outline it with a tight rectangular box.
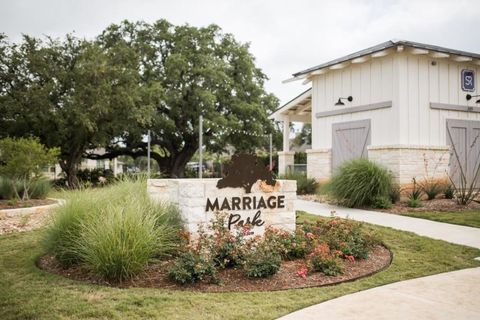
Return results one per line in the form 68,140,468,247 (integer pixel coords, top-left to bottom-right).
166,145,198,178
59,154,82,188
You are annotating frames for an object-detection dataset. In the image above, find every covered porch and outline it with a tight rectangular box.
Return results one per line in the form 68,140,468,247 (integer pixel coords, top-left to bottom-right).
269,88,312,175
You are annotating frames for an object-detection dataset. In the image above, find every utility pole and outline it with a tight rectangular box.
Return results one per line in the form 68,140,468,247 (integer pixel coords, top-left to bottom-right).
199,115,203,179
147,129,151,178
269,133,273,171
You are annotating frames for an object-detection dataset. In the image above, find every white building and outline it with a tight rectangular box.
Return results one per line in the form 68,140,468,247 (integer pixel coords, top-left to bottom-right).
43,148,124,180
271,40,480,186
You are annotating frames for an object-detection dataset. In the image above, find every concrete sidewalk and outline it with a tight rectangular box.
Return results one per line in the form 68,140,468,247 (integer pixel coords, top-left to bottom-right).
296,199,480,248
277,200,480,320
278,267,480,320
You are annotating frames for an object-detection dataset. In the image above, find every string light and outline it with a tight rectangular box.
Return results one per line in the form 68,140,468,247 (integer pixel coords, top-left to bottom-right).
203,118,271,138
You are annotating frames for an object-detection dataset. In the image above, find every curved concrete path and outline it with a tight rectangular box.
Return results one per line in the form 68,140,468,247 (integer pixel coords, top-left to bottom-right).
278,200,480,320
279,267,480,320
296,200,480,248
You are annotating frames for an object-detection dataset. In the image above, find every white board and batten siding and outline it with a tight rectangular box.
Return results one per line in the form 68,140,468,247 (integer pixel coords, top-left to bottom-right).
397,54,480,146
311,52,480,149
311,55,395,150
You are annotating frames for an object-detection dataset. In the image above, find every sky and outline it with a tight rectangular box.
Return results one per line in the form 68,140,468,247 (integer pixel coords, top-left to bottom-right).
1,0,480,105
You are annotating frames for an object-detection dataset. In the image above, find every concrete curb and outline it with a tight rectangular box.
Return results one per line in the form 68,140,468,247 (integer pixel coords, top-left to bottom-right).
0,198,65,218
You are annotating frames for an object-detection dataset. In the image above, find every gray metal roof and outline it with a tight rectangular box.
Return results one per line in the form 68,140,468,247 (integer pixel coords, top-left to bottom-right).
293,40,480,77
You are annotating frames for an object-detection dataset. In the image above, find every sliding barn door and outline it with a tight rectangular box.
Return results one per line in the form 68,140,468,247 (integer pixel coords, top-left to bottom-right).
332,119,371,170
446,119,480,187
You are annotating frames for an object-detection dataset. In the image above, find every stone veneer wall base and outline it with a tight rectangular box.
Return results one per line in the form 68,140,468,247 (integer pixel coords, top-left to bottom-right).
367,145,450,185
306,149,332,182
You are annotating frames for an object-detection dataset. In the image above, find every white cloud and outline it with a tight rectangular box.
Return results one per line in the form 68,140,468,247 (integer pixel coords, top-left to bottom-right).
1,0,479,104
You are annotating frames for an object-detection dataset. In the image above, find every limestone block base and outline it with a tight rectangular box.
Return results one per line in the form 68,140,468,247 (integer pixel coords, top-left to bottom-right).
306,149,331,182
367,145,450,185
278,151,295,175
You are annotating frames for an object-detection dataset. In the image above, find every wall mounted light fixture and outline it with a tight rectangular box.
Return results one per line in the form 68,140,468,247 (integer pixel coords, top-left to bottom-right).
335,96,353,106
466,94,480,104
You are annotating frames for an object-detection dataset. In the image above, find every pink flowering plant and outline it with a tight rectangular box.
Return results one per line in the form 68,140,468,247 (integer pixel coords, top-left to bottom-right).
307,243,343,276
168,213,381,284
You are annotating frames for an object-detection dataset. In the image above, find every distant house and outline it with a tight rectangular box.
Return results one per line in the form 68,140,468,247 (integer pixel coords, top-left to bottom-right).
43,148,124,180
271,40,480,185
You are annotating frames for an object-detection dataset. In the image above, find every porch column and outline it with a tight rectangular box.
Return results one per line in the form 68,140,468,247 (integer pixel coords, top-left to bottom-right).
111,158,119,176
278,116,295,175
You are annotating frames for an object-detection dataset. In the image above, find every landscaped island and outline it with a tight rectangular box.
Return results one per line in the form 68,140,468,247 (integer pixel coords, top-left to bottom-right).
38,179,390,292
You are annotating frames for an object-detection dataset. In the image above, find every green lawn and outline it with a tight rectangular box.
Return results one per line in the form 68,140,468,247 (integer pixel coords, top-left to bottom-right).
1,211,479,320
405,210,480,228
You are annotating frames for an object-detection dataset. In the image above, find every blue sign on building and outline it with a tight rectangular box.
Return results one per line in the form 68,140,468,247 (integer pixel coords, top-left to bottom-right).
461,69,475,92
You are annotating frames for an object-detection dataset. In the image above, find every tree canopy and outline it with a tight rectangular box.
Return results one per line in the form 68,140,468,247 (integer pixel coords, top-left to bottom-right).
0,33,153,185
0,137,59,179
0,19,280,182
94,20,279,177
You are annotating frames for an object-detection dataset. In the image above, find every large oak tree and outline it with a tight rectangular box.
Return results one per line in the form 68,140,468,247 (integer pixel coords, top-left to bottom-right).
93,20,279,177
0,34,152,186
0,19,280,182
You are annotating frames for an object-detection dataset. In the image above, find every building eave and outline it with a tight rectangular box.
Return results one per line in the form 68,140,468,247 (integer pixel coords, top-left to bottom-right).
292,40,480,79
269,88,312,122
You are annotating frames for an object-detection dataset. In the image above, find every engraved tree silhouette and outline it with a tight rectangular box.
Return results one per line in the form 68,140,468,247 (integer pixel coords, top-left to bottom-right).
217,154,276,193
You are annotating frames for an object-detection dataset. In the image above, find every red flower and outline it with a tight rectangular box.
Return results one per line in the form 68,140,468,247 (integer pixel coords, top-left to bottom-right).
313,244,330,255
297,266,308,279
329,219,339,226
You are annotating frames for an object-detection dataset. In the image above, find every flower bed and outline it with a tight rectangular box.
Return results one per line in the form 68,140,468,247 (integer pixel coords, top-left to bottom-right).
39,212,392,292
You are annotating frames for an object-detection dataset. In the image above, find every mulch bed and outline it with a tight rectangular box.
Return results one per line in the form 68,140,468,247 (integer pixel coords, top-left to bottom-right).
378,198,480,214
0,198,56,210
298,194,480,214
38,245,392,292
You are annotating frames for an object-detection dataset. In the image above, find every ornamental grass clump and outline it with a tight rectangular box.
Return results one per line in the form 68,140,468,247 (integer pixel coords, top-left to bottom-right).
328,158,393,208
43,180,182,281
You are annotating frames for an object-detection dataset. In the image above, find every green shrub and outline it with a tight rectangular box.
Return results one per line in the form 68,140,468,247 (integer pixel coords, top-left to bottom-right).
0,137,59,179
0,176,51,200
281,172,319,195
294,152,307,164
372,195,392,209
243,243,282,278
421,180,441,200
308,244,343,276
444,184,454,199
328,159,393,207
76,168,115,186
408,178,422,200
167,213,249,284
168,251,218,284
0,177,15,200
305,217,378,260
43,180,182,279
264,227,311,260
29,178,51,199
389,184,401,204
407,198,422,208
